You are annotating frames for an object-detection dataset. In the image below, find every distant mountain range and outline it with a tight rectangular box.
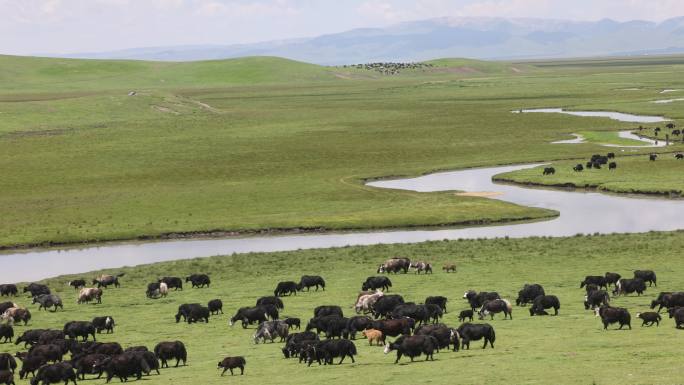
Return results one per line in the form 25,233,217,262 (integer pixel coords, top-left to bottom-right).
57,16,684,65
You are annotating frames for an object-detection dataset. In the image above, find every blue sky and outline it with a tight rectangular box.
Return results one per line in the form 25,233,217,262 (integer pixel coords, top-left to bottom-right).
1,0,683,55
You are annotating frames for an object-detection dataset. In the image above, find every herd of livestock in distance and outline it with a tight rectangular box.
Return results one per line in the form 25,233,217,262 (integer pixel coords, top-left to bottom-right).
542,150,684,176
0,257,682,384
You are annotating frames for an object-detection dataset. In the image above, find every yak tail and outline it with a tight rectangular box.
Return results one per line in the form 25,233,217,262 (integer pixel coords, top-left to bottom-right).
502,299,512,313
489,328,496,344
349,342,357,355
176,341,187,361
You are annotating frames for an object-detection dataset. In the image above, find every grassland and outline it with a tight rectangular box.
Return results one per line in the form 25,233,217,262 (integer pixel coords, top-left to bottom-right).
1,54,684,248
2,231,684,385
495,153,684,196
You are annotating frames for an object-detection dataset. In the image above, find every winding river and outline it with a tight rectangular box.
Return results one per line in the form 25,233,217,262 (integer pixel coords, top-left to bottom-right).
4,163,684,282
3,109,682,282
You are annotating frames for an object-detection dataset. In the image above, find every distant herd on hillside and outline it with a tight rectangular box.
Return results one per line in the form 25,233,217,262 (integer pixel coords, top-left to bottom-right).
339,62,434,76
0,257,681,383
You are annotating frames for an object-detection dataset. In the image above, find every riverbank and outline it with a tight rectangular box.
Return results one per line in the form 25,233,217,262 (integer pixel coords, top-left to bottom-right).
494,156,684,197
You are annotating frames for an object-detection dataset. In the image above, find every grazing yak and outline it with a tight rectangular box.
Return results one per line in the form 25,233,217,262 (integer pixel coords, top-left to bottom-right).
30,362,77,385
304,339,357,366
63,321,96,341
18,354,45,380
345,316,373,339
384,335,436,363
636,312,661,327
458,309,474,322
463,290,501,311
71,353,108,379
298,276,325,292
218,356,246,376
478,299,512,320
425,296,448,313
159,276,183,290
604,272,621,287
676,153,684,160
32,294,63,312
595,306,631,330
0,325,13,343
92,274,124,288
185,274,210,288
175,303,202,323
362,329,384,346
67,280,86,290
92,316,115,334
0,285,17,297
633,270,657,287
371,294,405,318
256,296,284,310
584,289,610,310
305,315,343,335
22,284,50,298
77,288,102,304
355,290,384,314
442,264,457,273
208,299,223,315
253,320,289,344
651,292,684,313
609,162,617,170
573,164,584,172
368,318,414,337
1,308,31,326
543,167,555,175
391,304,430,326
146,282,168,299
409,261,432,274
529,295,560,316
580,276,607,290
361,276,392,291
14,329,47,348
95,352,151,382
283,317,301,330
274,281,298,297
282,332,319,358
414,323,458,352
377,257,411,274
0,303,15,315
154,341,187,368
649,154,658,161
0,353,16,373
314,305,342,318
613,278,646,296
455,323,496,349
0,370,13,385
425,304,443,324
668,307,684,329
229,306,268,329
186,306,210,324
515,284,545,306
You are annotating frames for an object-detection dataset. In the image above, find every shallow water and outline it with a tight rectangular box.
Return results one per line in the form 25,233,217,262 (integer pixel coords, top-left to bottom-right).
652,98,684,104
4,164,684,282
515,108,670,123
552,131,667,147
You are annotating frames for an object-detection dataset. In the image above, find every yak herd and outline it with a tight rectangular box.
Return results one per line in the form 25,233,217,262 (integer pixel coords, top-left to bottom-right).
0,257,681,383
543,150,684,176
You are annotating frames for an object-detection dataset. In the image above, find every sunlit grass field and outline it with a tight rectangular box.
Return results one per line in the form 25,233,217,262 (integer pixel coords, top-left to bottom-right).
2,55,684,248
2,231,684,384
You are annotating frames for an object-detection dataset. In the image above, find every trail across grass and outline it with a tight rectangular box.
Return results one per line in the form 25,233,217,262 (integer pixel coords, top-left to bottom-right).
2,231,684,384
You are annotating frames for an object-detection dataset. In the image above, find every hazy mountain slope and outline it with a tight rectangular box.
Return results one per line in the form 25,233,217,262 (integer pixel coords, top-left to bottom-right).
57,16,684,64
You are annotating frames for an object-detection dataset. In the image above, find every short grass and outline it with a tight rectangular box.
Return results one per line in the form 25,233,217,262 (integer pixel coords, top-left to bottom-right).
494,154,684,195
2,231,684,384
2,55,684,248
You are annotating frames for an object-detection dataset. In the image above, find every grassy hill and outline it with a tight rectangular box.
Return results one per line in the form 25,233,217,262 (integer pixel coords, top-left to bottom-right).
0,55,683,248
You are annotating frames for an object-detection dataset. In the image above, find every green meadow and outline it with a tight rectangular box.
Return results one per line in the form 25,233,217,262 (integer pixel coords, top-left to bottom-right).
2,231,684,385
1,55,684,248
